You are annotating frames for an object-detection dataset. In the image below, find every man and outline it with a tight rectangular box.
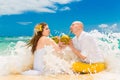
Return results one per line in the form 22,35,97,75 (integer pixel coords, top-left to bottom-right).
69,21,104,63
68,21,105,73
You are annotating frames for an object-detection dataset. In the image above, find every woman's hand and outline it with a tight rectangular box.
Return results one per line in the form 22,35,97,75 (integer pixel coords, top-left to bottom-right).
52,36,60,43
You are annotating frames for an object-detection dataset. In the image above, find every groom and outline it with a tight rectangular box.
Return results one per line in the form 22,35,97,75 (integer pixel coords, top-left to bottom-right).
67,21,105,73
68,21,104,63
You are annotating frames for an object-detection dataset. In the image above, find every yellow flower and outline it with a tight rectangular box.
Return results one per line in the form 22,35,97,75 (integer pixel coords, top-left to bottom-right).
35,24,42,31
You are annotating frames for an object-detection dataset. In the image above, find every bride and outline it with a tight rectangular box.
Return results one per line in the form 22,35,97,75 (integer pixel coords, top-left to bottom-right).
22,22,73,75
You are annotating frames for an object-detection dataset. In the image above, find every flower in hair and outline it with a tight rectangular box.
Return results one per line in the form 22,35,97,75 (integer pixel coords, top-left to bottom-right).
35,24,42,31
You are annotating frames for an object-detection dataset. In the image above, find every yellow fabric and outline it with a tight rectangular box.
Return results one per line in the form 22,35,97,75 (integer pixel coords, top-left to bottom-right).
72,62,105,73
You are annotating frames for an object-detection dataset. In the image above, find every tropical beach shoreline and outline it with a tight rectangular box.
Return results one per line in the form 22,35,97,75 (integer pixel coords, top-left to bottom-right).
0,31,120,80
0,0,120,79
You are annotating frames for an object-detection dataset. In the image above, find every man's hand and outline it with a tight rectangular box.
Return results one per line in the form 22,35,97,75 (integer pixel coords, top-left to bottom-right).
58,41,67,49
68,39,74,49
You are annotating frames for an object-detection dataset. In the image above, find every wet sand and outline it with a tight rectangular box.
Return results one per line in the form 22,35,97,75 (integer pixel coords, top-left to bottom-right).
0,74,93,80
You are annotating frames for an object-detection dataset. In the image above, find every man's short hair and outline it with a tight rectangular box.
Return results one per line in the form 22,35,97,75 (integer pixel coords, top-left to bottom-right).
72,21,83,25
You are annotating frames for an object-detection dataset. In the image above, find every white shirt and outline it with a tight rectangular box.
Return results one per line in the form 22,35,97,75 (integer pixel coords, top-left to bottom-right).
72,31,104,63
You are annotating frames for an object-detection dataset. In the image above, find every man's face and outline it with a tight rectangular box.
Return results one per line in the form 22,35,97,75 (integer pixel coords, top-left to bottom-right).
70,23,82,34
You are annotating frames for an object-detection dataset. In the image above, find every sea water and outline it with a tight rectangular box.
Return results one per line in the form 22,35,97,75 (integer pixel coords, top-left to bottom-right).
0,30,120,79
0,36,33,75
0,36,30,54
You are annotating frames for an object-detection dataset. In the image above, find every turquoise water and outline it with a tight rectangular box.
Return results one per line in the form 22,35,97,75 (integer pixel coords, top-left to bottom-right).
0,36,30,55
0,30,120,55
118,39,120,49
0,30,120,54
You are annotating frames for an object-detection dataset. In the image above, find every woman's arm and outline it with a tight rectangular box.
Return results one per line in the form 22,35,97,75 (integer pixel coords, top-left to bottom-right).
47,37,62,52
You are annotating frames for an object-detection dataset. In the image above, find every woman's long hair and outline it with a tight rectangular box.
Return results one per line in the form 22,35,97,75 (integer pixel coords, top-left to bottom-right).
27,22,47,54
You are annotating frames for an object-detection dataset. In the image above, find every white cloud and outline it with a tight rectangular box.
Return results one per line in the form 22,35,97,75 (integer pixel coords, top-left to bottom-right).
60,6,70,11
99,24,108,28
111,24,117,29
17,22,32,25
50,0,79,4
0,0,81,16
99,24,117,29
99,23,118,32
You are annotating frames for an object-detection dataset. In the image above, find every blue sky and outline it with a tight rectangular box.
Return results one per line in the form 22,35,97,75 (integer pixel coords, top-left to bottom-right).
0,0,120,36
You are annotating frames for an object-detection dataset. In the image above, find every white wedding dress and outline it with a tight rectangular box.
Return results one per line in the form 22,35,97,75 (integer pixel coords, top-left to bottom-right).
21,46,74,75
21,48,46,75
33,48,46,73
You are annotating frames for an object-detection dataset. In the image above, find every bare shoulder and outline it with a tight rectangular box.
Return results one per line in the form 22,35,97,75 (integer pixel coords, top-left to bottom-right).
38,36,52,44
38,36,45,42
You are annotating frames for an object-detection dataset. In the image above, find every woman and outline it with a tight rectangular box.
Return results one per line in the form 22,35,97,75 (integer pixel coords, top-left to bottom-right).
29,22,60,72
22,22,71,75
28,22,60,53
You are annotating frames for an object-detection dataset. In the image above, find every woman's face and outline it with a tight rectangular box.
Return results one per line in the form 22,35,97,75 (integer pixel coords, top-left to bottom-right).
42,25,50,36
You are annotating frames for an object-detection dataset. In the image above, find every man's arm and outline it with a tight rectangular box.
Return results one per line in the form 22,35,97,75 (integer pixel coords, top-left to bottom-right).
69,40,86,60
70,46,86,60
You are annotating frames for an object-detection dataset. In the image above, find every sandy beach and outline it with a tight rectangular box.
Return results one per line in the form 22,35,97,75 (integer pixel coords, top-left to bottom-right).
0,74,93,80
1,72,120,80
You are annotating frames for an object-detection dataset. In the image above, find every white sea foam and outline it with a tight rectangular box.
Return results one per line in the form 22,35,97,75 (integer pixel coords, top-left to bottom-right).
0,41,33,75
0,30,120,79
89,30,120,73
